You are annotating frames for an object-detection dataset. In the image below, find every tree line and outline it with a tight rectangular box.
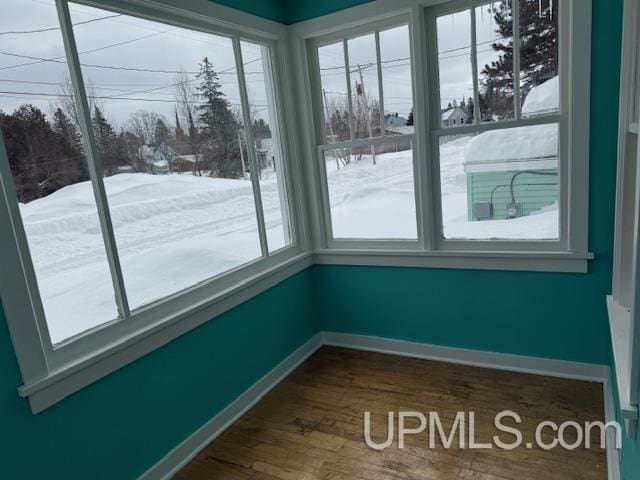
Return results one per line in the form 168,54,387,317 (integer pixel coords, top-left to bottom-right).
0,56,271,203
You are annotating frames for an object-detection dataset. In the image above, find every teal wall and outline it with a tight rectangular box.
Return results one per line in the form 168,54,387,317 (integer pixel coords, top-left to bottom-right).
0,1,634,479
315,0,621,366
0,269,317,479
211,0,286,23
282,0,374,24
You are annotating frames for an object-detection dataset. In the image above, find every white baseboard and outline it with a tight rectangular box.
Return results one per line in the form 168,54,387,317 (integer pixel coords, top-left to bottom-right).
321,332,609,383
604,376,623,480
138,332,324,480
139,331,613,480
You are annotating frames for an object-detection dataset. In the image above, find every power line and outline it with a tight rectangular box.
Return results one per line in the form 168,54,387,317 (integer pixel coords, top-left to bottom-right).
0,29,175,71
0,49,265,76
0,90,270,108
0,13,121,35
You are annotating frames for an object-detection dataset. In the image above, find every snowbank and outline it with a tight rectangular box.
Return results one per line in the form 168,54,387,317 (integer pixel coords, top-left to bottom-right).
522,75,559,117
21,172,287,343
463,123,558,172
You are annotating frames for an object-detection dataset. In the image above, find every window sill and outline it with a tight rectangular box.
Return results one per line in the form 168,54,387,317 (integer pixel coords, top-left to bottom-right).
18,252,313,414
313,249,593,273
606,295,639,434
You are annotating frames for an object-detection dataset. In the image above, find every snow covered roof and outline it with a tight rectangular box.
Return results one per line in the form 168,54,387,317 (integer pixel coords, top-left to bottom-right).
174,154,196,163
522,76,559,117
463,123,558,174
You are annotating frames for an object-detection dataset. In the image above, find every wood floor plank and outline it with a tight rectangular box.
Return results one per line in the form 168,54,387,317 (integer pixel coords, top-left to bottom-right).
175,346,607,480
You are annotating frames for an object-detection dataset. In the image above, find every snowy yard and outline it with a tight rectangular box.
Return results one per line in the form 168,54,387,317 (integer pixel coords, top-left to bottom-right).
21,171,287,343
325,136,558,240
23,137,557,342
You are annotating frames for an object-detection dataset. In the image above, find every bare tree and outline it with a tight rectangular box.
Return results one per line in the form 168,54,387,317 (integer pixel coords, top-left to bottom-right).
127,109,163,145
54,76,104,133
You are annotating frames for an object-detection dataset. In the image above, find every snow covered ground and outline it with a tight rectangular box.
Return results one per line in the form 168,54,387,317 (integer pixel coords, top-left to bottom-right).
325,136,558,241
21,136,557,343
20,171,288,343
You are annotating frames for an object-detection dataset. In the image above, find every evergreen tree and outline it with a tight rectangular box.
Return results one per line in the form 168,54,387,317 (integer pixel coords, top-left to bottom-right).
195,57,242,178
406,108,414,127
0,105,87,201
479,0,558,119
52,108,88,184
92,106,120,175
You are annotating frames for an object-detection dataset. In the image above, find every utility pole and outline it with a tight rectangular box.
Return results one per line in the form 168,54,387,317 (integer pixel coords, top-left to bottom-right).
357,64,376,165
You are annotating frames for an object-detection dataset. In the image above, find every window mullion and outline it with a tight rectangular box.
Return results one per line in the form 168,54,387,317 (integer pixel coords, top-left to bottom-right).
343,40,356,141
375,30,386,139
470,7,481,125
234,37,269,257
55,0,131,320
513,0,522,119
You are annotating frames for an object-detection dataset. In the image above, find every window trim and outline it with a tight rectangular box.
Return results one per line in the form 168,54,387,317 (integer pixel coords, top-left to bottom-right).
425,0,568,251
0,0,307,412
609,0,640,435
307,15,423,248
290,0,591,267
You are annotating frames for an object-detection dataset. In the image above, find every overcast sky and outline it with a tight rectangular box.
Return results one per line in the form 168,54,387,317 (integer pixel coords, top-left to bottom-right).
1,0,513,132
0,0,269,129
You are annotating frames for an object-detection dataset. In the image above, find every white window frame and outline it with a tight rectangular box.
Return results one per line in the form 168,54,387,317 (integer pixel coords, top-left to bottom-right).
308,15,422,250
0,0,310,413
290,0,592,273
609,0,640,437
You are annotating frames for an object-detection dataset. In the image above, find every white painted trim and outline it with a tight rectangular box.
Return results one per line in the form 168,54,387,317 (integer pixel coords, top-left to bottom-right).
20,253,313,413
138,332,324,480
604,376,623,480
313,249,592,273
138,331,613,480
292,0,591,257
321,332,608,382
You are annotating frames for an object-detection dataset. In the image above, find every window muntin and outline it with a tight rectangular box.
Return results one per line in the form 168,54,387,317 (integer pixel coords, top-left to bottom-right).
239,40,293,252
314,23,418,241
0,1,294,344
0,0,119,344
432,0,561,241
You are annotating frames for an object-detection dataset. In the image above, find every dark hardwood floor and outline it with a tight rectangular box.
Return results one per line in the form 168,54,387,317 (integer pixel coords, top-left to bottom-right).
175,346,607,480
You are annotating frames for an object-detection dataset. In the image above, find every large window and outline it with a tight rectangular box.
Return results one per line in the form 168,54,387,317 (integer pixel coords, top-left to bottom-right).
429,0,561,241
0,0,297,409
311,23,419,241
305,0,589,259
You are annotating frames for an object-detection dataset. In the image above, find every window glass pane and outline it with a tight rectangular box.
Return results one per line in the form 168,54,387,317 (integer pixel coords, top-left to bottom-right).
347,34,380,139
436,10,475,128
240,40,292,253
519,0,559,117
324,140,417,239
380,25,414,134
439,123,559,240
318,42,350,143
69,4,262,310
0,0,119,343
476,1,514,122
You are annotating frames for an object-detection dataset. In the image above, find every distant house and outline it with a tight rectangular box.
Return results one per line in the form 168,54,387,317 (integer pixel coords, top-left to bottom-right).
173,154,197,173
384,113,408,128
441,106,469,127
138,144,173,174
